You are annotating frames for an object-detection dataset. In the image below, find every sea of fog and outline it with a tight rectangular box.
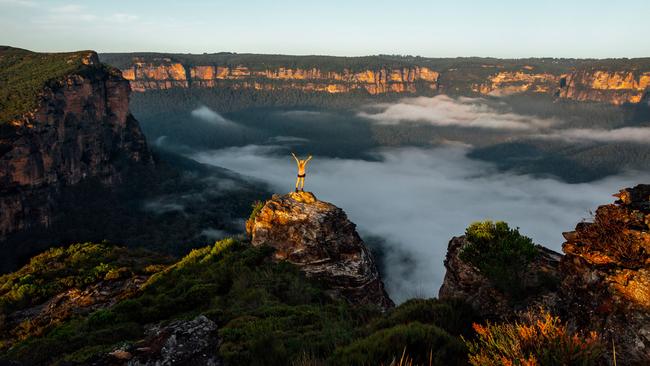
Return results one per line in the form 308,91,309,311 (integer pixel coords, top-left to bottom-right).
191,144,650,303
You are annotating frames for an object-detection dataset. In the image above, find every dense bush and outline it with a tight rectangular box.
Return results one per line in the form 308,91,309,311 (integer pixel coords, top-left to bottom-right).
465,310,603,366
460,221,538,298
1,238,482,366
368,298,477,337
2,239,377,365
329,322,467,366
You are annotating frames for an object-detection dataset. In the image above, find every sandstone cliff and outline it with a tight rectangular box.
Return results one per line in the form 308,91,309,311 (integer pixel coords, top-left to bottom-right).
246,191,394,309
0,48,152,241
471,70,561,96
119,57,439,95
559,184,650,364
103,53,650,105
558,70,650,105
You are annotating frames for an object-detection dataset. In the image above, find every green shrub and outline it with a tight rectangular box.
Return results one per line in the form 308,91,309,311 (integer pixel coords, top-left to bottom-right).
460,221,537,298
328,322,467,366
249,200,265,221
369,298,477,337
465,310,603,366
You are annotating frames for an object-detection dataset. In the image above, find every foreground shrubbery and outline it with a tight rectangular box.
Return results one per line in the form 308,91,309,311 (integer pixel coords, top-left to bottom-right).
0,239,478,366
330,322,467,366
1,219,601,366
465,310,603,366
0,243,170,316
460,221,538,298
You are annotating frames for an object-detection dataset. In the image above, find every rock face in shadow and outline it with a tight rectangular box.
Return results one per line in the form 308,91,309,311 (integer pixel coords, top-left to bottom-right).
0,51,152,242
106,315,221,366
559,184,650,364
438,236,562,320
246,191,394,309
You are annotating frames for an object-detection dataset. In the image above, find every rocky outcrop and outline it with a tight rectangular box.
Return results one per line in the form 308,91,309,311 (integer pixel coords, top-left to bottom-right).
558,70,650,105
106,315,221,366
120,59,439,95
246,191,394,309
438,236,562,320
0,51,153,240
559,184,650,364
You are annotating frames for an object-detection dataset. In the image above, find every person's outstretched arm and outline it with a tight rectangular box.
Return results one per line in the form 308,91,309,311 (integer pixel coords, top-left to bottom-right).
291,152,299,164
305,155,313,166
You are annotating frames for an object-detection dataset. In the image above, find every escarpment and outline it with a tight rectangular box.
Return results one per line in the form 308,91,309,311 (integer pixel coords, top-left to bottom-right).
103,53,650,105
119,59,439,95
558,70,650,105
246,191,394,309
0,48,153,243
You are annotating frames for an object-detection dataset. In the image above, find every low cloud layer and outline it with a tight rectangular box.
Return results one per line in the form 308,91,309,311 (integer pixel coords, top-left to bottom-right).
192,145,650,303
191,106,238,127
537,127,650,143
359,95,556,130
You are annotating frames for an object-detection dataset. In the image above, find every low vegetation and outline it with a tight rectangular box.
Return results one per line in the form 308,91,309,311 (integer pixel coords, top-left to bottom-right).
460,221,538,298
0,46,92,124
465,309,603,366
249,200,265,221
0,237,477,366
0,216,608,365
0,243,171,349
0,242,170,317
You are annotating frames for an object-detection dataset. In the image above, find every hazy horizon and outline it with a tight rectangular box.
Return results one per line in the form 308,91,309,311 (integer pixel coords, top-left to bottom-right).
1,0,649,58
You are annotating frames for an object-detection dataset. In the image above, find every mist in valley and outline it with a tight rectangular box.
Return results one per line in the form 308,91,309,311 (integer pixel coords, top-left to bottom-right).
144,95,650,303
191,143,649,303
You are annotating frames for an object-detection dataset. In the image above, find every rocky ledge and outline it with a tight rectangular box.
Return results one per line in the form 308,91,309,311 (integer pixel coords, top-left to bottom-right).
246,191,394,309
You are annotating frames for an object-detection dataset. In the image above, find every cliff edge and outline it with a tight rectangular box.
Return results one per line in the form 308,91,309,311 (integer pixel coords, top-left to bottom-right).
246,191,394,309
0,47,152,243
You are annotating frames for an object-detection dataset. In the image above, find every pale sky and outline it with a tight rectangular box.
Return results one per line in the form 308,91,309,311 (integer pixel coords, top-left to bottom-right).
0,0,648,58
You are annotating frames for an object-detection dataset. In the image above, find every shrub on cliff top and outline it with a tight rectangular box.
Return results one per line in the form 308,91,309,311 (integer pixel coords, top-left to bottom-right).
0,47,93,125
460,221,537,299
465,309,603,366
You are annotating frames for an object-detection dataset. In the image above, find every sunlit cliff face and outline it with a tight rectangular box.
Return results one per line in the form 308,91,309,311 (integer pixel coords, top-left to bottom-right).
118,58,650,105
472,71,560,96
120,62,440,95
559,71,650,105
